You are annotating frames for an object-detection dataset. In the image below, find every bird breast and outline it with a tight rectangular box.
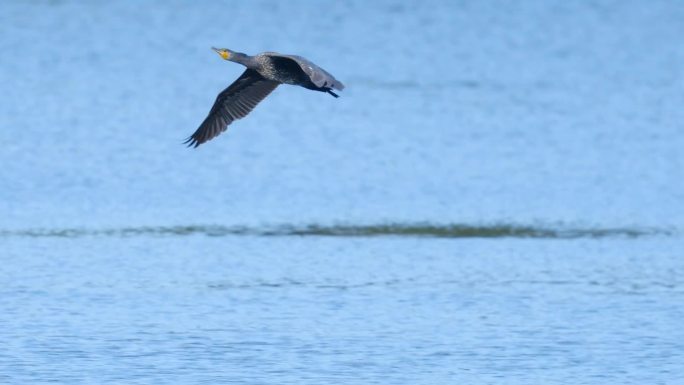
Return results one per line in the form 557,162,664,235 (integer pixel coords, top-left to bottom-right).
256,55,309,86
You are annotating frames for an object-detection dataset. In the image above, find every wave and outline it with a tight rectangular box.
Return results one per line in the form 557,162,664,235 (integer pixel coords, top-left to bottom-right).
0,223,675,239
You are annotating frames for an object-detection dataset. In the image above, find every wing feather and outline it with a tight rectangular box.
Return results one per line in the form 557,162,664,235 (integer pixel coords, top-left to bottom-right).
267,53,344,90
185,69,279,147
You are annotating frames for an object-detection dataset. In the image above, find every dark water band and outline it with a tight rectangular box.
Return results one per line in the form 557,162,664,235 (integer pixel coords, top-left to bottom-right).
0,223,675,239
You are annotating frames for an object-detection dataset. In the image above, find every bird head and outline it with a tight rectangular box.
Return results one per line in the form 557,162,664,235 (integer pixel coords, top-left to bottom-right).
212,47,233,60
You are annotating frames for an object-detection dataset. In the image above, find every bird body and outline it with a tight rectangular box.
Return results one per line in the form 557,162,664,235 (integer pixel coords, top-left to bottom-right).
185,48,344,147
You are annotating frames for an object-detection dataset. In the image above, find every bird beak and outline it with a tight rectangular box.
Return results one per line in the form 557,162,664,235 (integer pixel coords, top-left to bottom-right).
212,47,230,60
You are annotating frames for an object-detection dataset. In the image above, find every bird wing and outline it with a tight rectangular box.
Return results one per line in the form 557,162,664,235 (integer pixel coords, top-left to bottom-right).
185,69,279,147
269,53,344,91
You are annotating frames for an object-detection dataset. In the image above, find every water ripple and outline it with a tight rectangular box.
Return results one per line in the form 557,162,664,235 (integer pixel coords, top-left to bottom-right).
0,223,675,239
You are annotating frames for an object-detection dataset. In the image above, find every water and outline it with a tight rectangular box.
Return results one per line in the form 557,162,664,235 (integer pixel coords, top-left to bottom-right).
2,235,683,384
1,0,683,384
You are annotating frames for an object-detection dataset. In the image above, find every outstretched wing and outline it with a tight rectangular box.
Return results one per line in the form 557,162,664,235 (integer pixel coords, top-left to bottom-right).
269,53,345,91
185,69,279,148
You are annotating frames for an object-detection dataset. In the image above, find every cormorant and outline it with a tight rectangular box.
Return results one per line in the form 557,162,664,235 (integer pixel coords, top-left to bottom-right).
185,47,344,147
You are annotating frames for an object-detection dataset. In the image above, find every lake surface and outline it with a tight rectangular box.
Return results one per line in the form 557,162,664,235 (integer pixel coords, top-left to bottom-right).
1,1,683,384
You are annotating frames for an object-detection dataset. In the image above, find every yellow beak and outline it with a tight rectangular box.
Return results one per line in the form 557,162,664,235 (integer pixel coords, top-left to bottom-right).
211,47,230,60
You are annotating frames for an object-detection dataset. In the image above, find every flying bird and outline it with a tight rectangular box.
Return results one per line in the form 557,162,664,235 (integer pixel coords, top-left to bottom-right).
185,48,345,147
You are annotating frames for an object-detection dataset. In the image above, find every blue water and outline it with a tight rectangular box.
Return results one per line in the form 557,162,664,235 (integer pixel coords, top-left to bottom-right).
1,0,684,384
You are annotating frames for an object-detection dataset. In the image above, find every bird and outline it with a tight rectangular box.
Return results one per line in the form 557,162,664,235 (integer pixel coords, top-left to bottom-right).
184,47,345,148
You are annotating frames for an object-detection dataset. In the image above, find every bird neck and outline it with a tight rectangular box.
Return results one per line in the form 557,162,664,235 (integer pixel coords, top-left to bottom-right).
230,52,256,68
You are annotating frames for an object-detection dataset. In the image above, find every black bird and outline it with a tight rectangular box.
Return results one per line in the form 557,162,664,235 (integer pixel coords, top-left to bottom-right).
185,47,345,147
